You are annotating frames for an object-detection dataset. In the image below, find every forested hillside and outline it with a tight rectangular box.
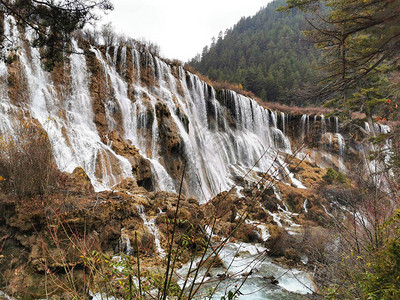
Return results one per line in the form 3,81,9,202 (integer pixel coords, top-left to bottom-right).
189,0,321,105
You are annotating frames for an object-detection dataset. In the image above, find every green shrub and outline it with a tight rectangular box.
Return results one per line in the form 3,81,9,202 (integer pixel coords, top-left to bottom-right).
361,240,400,299
323,168,347,184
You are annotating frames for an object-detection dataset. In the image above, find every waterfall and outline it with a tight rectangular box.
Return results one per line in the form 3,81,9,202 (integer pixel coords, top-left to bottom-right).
300,114,307,143
0,16,17,135
137,205,166,258
120,46,127,77
364,122,371,133
321,114,326,134
334,117,339,133
303,199,308,213
337,133,345,157
1,22,310,200
18,30,132,190
120,228,133,255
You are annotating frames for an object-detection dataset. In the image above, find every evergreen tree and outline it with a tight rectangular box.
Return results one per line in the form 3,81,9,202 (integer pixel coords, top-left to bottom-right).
280,0,400,112
188,0,321,106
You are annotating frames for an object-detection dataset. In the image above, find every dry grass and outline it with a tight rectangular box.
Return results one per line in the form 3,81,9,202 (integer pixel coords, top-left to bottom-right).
260,101,332,115
184,65,258,99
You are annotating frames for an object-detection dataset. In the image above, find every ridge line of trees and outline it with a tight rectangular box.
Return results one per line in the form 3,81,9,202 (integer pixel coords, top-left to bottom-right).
189,0,323,106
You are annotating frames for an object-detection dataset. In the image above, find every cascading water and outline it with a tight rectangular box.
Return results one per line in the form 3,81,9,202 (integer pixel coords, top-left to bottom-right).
300,114,307,143
321,114,326,134
1,18,314,201
337,133,345,157
120,228,133,255
334,117,339,133
281,112,286,135
137,205,166,258
0,17,17,135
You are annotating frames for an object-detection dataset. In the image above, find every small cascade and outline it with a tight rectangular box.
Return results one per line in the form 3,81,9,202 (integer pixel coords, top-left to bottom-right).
373,123,381,133
112,46,118,66
0,291,16,300
336,133,345,158
296,111,351,172
0,16,17,135
132,48,141,82
137,205,166,258
380,124,391,134
334,117,339,133
362,121,392,182
303,199,308,213
364,122,371,133
327,133,333,149
119,228,133,255
120,46,127,77
321,114,326,134
271,110,278,128
377,123,391,152
300,114,307,143
0,58,10,133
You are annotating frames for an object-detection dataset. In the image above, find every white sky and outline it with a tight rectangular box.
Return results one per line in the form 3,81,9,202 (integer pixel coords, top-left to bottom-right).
101,0,271,61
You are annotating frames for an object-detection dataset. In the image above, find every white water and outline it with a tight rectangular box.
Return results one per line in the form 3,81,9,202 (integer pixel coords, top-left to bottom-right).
334,117,339,133
246,219,270,241
0,291,16,300
320,114,326,134
177,241,315,299
336,133,345,157
303,199,308,213
220,242,314,295
2,19,132,191
0,17,17,135
0,21,306,200
137,205,166,258
120,227,133,255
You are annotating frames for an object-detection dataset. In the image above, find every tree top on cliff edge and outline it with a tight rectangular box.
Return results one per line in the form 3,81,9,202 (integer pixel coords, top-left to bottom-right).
0,0,113,69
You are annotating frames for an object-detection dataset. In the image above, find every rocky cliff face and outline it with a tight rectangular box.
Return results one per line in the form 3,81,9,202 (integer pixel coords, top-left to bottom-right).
0,15,374,203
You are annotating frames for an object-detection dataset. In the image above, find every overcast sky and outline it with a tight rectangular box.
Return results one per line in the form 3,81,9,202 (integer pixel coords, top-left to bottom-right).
101,0,271,61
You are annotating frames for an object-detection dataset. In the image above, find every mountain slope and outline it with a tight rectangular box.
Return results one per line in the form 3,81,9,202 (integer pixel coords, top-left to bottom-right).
189,0,321,105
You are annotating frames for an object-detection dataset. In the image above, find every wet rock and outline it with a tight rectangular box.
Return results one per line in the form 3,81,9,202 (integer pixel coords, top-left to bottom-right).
217,273,227,279
61,167,94,194
264,275,279,285
114,177,139,191
242,268,258,277
284,248,300,261
155,101,185,189
107,130,154,191
197,254,225,269
266,225,296,258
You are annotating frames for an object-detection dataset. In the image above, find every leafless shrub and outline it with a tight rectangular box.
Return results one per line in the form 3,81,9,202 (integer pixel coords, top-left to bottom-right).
0,123,61,199
81,28,100,46
101,23,117,47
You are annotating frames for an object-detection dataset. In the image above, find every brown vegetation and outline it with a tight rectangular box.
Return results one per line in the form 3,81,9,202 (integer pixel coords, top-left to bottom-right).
0,123,61,199
262,101,332,116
